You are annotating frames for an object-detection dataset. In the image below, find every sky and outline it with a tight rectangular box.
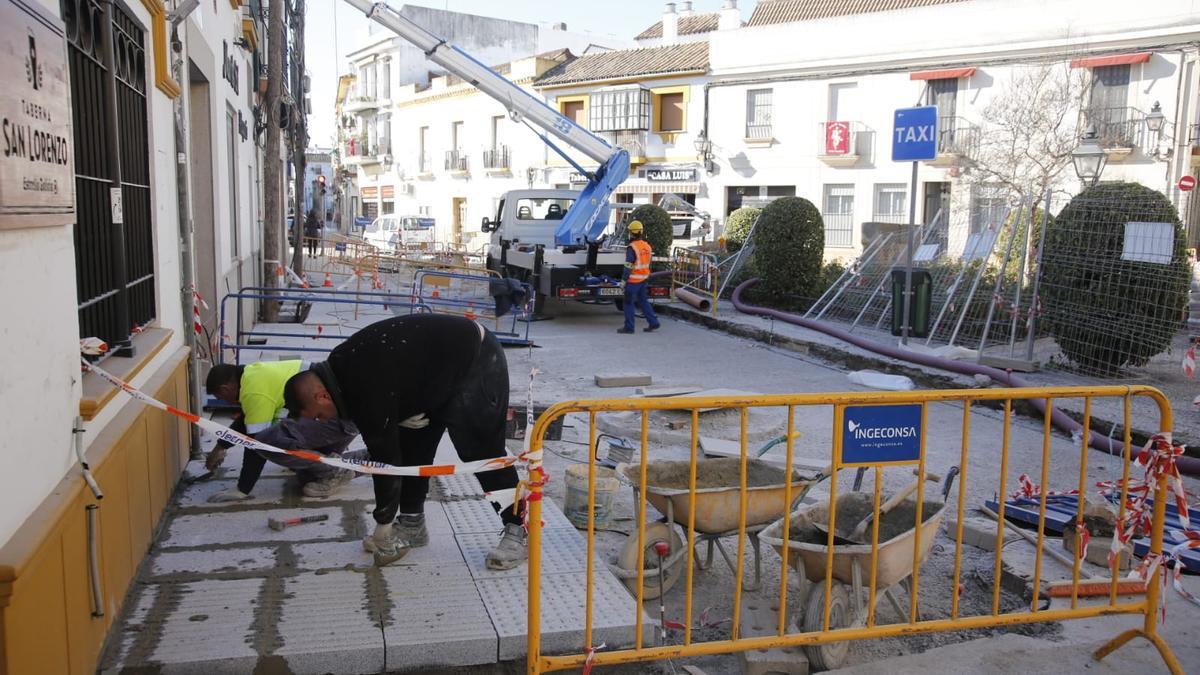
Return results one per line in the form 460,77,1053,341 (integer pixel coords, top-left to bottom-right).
304,0,758,149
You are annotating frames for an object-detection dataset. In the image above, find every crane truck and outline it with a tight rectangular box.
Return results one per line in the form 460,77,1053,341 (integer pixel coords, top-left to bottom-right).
343,0,669,314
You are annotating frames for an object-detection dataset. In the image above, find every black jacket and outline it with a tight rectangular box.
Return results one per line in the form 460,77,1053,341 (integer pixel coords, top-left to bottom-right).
314,314,483,451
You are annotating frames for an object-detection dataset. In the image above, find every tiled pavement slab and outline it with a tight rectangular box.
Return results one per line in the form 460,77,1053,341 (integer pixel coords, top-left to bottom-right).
457,526,590,580
133,578,263,673
151,547,277,577
476,570,651,661
443,494,574,533
163,507,346,547
291,540,375,572
380,564,498,670
432,472,485,500
275,571,385,674
177,476,377,508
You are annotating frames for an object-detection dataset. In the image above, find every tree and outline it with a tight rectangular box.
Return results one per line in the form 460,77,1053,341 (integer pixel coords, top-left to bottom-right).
969,63,1087,202
752,197,825,305
628,204,673,257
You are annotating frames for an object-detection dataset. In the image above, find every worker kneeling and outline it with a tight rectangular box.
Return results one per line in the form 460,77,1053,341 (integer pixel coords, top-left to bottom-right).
283,314,527,569
617,220,660,334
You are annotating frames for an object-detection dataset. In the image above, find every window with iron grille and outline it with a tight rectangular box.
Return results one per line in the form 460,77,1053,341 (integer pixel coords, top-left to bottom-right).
746,88,772,139
65,0,155,354
823,184,855,248
873,184,907,223
589,88,650,132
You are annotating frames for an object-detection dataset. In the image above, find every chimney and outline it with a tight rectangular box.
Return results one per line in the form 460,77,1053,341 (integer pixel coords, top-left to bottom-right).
678,1,694,16
718,0,740,31
662,2,678,45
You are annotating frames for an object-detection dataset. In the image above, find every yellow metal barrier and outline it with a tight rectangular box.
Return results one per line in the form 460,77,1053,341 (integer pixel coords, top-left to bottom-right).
670,247,719,316
523,386,1182,674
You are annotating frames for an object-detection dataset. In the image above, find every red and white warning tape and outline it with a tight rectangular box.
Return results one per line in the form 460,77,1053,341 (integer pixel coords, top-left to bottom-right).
81,357,541,478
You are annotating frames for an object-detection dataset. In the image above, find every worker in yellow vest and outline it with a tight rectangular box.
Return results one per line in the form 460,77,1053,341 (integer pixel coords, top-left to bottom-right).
618,220,661,334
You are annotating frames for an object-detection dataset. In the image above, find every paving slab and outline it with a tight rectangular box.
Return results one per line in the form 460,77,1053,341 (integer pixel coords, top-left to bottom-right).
276,571,384,675
445,494,574,534
380,563,498,670
433,473,485,501
163,507,345,547
291,540,375,572
150,547,278,577
178,476,377,508
101,585,157,672
457,526,590,580
476,570,650,661
143,578,263,673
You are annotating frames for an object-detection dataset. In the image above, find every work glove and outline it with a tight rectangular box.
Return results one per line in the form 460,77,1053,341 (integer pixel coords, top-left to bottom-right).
205,447,227,471
208,488,252,503
399,413,430,429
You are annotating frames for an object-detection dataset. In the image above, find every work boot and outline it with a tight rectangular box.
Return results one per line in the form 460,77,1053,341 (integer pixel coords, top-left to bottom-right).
485,522,529,570
302,469,355,498
363,523,411,566
644,324,660,332
616,327,635,334
362,514,429,551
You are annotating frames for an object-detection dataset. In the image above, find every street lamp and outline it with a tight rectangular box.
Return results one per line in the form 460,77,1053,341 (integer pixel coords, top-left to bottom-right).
1072,125,1107,187
693,131,714,174
1144,101,1166,135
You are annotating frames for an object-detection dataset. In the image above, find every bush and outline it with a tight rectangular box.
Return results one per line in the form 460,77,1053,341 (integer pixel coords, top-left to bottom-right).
628,204,673,256
723,207,761,252
751,197,826,305
1040,182,1189,374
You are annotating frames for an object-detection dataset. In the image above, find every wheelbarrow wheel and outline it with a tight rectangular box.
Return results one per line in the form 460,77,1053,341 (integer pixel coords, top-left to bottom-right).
616,522,685,600
799,582,851,671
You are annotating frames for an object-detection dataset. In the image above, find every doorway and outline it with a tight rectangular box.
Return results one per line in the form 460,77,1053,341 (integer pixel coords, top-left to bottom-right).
923,182,951,224
452,197,466,246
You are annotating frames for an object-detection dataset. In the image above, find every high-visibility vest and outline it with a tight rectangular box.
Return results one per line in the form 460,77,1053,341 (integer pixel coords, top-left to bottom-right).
628,239,652,283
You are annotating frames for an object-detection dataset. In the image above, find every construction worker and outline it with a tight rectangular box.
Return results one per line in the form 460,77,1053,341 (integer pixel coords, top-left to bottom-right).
282,314,525,569
205,362,358,501
618,220,661,334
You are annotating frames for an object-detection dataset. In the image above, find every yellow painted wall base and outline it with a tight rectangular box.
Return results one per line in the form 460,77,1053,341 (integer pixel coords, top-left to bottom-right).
0,348,191,675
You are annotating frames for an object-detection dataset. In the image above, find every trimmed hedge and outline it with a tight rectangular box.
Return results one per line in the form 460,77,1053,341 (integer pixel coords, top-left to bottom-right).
1040,182,1188,374
723,207,761,252
628,204,673,256
752,197,826,304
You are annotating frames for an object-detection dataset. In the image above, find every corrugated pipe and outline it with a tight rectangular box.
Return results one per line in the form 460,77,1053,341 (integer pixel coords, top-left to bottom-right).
731,279,1200,476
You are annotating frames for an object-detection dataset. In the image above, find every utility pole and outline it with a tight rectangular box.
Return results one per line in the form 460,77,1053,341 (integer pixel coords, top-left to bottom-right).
290,0,308,276
261,0,285,322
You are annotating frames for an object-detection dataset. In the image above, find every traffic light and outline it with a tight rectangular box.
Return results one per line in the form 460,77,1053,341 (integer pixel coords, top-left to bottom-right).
317,174,326,194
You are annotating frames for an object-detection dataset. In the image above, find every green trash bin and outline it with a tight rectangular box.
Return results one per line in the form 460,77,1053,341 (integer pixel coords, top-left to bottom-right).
891,268,932,338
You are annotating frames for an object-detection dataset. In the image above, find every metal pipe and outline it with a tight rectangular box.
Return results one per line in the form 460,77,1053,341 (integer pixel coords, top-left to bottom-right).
1023,186,1052,362
1007,194,1035,356
947,204,1010,348
87,504,104,617
974,200,1025,354
73,417,103,500
673,288,711,312
813,234,891,321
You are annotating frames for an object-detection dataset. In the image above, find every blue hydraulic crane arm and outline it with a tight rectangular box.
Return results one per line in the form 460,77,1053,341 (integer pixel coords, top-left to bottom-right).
342,0,629,247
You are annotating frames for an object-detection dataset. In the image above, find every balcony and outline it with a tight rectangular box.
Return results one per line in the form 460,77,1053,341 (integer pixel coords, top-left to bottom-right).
600,130,648,163
926,116,980,167
745,122,774,148
240,0,261,51
445,150,469,176
416,154,433,178
818,121,864,167
1081,106,1145,162
483,145,510,174
344,95,381,114
343,138,389,168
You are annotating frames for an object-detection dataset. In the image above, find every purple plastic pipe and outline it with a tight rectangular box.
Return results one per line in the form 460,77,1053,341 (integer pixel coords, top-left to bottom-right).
730,279,1200,477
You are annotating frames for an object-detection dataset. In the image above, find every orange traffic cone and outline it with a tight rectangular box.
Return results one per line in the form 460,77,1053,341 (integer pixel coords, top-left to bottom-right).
323,273,333,288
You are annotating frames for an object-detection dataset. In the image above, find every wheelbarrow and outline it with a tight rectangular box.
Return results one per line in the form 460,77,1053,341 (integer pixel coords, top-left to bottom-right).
759,468,958,671
611,457,829,599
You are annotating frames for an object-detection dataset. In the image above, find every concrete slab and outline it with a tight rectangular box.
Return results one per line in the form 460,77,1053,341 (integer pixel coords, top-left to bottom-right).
595,372,653,388
163,507,345,547
291,540,374,572
100,585,157,672
457,526,589,580
150,547,277,577
275,571,384,675
476,570,650,661
146,578,262,672
380,564,498,669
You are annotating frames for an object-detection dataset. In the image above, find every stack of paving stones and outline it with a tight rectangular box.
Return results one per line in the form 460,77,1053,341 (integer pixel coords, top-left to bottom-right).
100,448,647,674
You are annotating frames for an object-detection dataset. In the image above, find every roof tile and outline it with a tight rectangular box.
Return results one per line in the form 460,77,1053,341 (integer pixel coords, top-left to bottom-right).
534,42,708,87
747,0,970,26
636,12,723,40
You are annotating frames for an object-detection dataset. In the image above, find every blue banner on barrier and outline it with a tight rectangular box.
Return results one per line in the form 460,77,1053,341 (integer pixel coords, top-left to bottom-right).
842,403,922,465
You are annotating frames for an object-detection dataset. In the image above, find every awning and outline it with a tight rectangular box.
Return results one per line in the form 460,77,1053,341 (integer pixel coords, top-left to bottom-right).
1071,52,1151,69
381,185,395,199
910,67,976,80
361,186,378,199
614,182,699,195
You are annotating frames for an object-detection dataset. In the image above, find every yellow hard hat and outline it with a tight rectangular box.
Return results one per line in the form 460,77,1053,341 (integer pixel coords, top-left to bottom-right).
627,220,644,234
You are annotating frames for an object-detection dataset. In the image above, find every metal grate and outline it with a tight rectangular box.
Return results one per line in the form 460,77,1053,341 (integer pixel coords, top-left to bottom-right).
65,0,155,350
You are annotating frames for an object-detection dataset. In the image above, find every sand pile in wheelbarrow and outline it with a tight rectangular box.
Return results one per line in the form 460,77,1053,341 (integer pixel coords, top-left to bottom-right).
641,458,795,490
790,495,943,544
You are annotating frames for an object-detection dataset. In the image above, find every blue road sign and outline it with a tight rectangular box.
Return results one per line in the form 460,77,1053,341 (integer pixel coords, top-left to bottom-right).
892,106,939,162
842,404,923,465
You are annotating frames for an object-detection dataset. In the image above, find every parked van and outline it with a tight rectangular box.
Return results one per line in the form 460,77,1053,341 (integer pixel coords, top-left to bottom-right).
362,215,437,253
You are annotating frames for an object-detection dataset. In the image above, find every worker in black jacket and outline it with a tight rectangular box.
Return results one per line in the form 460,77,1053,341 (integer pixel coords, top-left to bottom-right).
283,314,524,568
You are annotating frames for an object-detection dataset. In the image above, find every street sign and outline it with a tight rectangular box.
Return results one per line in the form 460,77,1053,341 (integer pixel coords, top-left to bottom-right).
841,404,923,466
1180,175,1197,192
892,106,939,162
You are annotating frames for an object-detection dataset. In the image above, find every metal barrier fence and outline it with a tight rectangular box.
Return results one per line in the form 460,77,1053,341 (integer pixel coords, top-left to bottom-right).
410,269,534,346
523,386,1182,674
670,247,720,316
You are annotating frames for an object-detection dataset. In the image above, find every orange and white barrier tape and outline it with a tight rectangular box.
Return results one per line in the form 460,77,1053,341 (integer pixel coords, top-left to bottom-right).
81,358,540,478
